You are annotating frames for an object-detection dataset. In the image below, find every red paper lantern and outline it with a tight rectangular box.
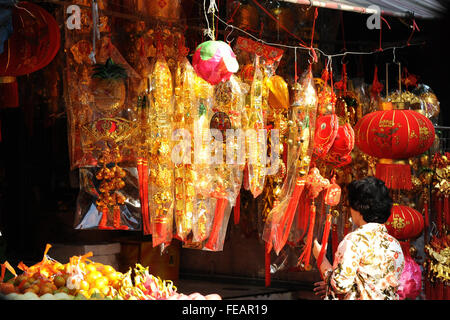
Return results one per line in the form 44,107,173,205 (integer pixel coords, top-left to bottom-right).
0,2,60,76
354,109,435,189
0,2,60,108
385,204,424,240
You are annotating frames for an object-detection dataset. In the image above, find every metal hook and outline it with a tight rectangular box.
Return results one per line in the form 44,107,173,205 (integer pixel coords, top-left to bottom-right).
341,53,348,65
225,25,235,44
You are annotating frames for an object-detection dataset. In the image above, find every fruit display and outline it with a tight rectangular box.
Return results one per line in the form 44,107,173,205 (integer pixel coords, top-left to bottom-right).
0,244,221,300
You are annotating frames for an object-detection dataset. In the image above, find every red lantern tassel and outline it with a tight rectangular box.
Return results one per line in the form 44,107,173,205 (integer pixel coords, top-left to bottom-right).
444,195,449,230
265,242,271,287
375,162,412,190
437,197,443,235
142,159,151,235
317,213,332,279
437,281,444,300
274,178,305,254
297,200,317,270
205,198,228,251
445,283,450,300
234,192,241,225
424,200,429,229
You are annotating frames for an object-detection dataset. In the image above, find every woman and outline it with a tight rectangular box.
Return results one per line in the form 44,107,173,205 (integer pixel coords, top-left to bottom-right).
313,176,405,300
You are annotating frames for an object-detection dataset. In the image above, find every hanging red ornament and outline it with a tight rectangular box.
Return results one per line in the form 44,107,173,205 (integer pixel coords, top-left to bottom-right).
385,204,424,240
354,109,435,190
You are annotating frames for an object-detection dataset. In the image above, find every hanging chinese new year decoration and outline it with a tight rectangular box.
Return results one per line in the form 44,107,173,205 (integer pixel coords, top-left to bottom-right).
192,40,239,85
354,109,435,190
424,235,450,300
0,1,60,108
263,70,317,255
385,204,424,240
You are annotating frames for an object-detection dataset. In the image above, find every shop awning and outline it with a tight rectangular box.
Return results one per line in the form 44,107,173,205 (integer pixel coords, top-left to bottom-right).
279,0,446,19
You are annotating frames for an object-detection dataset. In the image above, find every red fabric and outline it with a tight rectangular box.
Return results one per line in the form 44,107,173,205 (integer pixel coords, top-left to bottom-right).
355,110,435,160
313,114,339,160
205,198,228,251
233,192,241,225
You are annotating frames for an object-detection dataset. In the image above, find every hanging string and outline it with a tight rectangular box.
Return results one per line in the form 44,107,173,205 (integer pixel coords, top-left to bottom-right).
378,16,391,52
211,9,424,66
88,0,101,64
406,19,420,46
249,0,309,48
294,47,298,82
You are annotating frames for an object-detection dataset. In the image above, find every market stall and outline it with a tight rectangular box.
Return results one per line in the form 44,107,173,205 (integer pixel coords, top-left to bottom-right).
0,0,449,300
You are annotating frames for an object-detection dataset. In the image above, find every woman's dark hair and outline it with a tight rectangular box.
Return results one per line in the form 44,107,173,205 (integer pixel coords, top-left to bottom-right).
347,176,393,224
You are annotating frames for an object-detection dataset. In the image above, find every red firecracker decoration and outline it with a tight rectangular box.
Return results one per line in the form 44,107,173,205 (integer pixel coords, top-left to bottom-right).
385,204,424,240
354,109,435,190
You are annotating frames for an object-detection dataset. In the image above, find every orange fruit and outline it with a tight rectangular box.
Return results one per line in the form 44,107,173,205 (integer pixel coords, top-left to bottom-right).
85,264,97,273
54,275,66,288
39,285,53,296
79,280,90,291
86,271,102,284
94,276,108,289
102,265,115,274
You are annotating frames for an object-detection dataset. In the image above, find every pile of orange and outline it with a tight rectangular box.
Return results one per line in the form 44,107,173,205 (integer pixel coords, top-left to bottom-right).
0,244,124,299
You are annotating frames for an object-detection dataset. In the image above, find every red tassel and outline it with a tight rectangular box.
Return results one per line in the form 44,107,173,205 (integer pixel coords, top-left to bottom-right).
444,196,449,230
274,179,305,254
375,162,412,190
297,201,317,270
142,159,150,234
98,207,112,230
205,198,228,251
265,242,271,287
317,213,332,278
445,284,450,300
437,197,443,235
234,192,241,225
437,281,444,300
113,205,128,230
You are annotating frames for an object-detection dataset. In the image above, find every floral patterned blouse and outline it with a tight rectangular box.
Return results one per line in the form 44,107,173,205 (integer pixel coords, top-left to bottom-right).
324,223,405,300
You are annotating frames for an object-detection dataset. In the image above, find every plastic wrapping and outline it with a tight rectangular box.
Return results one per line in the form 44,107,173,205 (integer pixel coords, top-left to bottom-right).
190,75,215,243
263,70,318,255
71,37,142,231
147,53,175,247
74,167,141,230
246,55,267,198
173,57,197,241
